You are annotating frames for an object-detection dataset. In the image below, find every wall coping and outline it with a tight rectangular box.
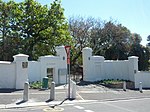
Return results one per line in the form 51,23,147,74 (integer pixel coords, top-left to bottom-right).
128,56,139,59
0,61,11,64
82,47,93,51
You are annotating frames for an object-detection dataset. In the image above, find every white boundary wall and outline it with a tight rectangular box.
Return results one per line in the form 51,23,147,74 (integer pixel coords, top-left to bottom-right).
135,71,150,88
104,60,129,80
0,46,67,89
0,54,28,89
0,62,15,89
28,46,67,84
83,47,150,88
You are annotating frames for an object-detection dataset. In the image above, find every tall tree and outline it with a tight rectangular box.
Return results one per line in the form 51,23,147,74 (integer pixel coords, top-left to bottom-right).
147,35,150,46
14,0,51,59
129,33,149,70
101,21,131,60
0,0,12,60
69,16,95,65
0,0,21,61
8,0,72,60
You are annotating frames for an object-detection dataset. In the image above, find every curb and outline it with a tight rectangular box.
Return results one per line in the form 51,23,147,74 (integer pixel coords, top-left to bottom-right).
99,96,150,102
0,104,5,109
0,100,96,109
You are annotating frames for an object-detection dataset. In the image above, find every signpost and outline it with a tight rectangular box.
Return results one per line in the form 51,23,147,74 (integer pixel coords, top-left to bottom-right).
65,46,71,99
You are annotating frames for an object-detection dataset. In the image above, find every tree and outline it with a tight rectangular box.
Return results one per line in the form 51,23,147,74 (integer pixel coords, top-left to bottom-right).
19,0,72,60
0,0,72,61
0,0,21,61
0,0,12,60
147,35,150,46
101,21,131,60
69,16,105,65
69,16,150,71
69,17,132,62
13,0,54,59
129,33,150,70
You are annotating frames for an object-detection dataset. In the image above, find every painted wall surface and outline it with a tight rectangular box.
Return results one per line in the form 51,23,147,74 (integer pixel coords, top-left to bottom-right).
13,54,29,89
135,71,150,88
82,47,150,88
82,47,144,88
0,62,15,88
1,46,149,89
0,46,67,89
0,54,29,89
82,47,137,82
28,46,67,84
28,61,41,82
104,61,129,80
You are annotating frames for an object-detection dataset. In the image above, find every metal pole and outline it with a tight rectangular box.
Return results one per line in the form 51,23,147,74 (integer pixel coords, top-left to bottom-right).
65,45,71,99
68,64,71,99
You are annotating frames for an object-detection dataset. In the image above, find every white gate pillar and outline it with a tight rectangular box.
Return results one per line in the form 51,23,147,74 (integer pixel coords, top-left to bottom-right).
13,54,29,89
128,56,138,82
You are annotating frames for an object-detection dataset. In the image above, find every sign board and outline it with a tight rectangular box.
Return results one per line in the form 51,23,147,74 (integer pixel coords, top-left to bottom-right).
65,46,71,64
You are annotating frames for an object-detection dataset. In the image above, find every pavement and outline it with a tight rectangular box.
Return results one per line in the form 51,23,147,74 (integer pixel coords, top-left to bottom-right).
0,83,150,109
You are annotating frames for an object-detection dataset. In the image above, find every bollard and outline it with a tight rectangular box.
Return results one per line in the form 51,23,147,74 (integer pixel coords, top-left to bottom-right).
123,81,126,91
139,82,143,93
50,81,55,100
23,82,29,101
71,80,76,99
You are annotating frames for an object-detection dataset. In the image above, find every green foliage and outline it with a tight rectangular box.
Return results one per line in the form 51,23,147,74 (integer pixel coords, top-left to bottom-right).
0,0,72,61
102,21,131,60
99,79,130,85
0,0,149,71
30,81,42,89
69,16,150,71
129,44,150,71
0,0,18,60
147,35,150,46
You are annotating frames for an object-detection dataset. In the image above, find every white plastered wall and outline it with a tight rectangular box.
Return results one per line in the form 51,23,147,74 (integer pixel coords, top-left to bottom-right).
0,62,15,88
135,71,150,88
0,54,29,89
13,54,29,89
28,46,67,84
82,47,139,86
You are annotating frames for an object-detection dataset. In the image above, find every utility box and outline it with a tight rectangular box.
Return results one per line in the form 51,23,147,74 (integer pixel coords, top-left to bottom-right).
58,69,67,84
42,77,49,89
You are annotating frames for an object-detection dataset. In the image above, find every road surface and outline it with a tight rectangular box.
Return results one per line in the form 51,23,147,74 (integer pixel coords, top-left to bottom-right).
1,97,150,112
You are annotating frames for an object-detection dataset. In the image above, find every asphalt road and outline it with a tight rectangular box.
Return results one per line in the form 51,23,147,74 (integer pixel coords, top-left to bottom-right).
1,97,150,112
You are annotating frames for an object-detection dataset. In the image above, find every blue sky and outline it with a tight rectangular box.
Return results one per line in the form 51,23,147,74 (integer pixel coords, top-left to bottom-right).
4,0,150,46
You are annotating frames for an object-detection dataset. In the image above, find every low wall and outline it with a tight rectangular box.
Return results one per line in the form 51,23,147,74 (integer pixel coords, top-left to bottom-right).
28,61,41,82
0,62,15,89
104,60,129,80
82,47,144,88
82,47,137,83
135,71,150,88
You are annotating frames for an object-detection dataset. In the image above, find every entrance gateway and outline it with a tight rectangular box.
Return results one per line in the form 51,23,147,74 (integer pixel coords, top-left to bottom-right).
28,46,68,85
0,46,68,89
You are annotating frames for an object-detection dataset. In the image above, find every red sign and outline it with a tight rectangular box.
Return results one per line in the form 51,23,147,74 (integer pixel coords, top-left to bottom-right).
65,46,71,64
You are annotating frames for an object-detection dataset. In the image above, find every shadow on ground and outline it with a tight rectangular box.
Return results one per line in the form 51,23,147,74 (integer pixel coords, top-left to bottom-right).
77,81,100,86
0,89,22,93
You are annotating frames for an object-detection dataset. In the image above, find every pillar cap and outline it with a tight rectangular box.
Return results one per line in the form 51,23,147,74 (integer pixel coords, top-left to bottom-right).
128,56,139,59
13,54,29,58
82,47,93,52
